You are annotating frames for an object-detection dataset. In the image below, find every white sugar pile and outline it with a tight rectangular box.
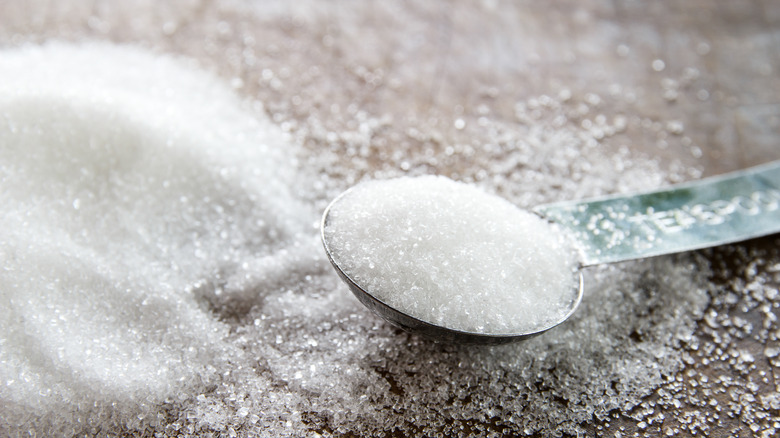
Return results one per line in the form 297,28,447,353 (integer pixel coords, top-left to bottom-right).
0,42,319,434
323,176,580,334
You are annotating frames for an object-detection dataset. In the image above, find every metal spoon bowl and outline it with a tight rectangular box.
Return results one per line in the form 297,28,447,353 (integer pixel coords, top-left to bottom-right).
321,195,585,344
321,161,780,344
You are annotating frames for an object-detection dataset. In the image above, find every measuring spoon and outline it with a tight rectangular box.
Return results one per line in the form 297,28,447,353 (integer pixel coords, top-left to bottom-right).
321,161,780,344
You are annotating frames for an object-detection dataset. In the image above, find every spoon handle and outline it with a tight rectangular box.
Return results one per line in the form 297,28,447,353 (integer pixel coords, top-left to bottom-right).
535,161,780,266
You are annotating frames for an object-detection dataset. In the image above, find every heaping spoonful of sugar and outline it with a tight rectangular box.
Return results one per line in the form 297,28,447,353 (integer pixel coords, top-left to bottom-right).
321,161,780,344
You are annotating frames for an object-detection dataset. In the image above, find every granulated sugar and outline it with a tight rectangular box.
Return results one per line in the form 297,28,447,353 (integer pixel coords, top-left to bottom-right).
323,175,579,334
0,42,320,435
0,41,734,437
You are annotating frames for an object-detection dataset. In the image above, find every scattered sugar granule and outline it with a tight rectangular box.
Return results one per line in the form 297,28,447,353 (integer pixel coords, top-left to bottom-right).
323,175,580,334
